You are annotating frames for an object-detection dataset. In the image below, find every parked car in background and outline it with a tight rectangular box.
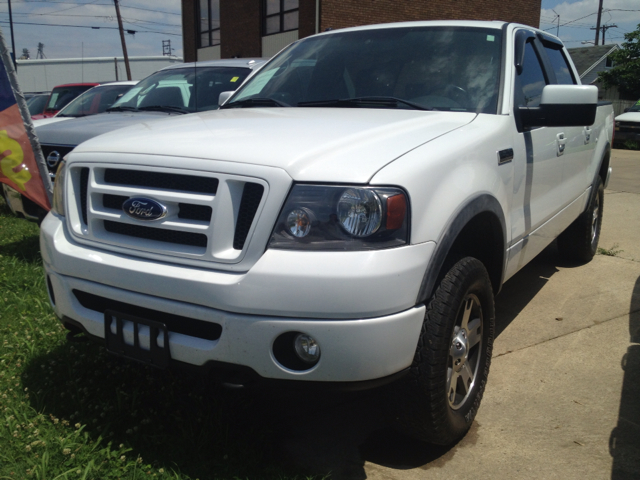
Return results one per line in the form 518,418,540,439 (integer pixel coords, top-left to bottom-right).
614,99,640,148
26,93,49,117
35,58,266,180
32,81,138,128
32,83,99,120
4,59,266,223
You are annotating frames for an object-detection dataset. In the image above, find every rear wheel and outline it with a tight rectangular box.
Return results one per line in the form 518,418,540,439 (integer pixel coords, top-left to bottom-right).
557,176,604,263
392,257,495,445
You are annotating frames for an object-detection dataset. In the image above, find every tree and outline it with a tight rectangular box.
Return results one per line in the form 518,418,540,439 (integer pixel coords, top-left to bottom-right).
598,23,640,99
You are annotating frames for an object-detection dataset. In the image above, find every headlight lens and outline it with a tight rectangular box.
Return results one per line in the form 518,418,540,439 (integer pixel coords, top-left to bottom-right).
51,160,66,216
269,185,408,250
337,188,382,237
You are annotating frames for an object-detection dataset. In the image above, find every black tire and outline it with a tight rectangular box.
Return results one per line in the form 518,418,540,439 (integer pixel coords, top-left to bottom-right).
557,176,604,264
392,257,495,445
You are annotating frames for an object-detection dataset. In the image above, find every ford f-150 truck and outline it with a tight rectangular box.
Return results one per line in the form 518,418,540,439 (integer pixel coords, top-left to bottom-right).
40,21,614,445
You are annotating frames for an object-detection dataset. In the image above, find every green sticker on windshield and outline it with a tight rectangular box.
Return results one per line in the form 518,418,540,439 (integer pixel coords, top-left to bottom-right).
230,76,239,83
487,35,495,42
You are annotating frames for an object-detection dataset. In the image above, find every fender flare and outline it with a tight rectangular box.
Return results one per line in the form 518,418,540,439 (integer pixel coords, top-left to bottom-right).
416,193,506,304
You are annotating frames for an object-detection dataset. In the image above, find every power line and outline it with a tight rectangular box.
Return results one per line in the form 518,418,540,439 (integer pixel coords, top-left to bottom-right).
11,0,182,15
0,11,181,28
0,19,181,35
542,11,600,32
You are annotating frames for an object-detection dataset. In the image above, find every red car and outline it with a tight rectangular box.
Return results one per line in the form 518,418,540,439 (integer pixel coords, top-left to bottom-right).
32,83,98,119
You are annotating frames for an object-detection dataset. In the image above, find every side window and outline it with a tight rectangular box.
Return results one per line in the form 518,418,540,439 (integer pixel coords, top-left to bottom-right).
544,45,576,85
516,41,547,107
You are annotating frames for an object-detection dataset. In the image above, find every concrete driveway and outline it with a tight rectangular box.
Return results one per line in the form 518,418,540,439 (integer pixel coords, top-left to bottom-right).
261,149,640,480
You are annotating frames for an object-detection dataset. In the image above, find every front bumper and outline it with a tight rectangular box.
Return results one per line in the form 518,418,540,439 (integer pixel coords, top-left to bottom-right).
2,184,46,222
41,213,432,382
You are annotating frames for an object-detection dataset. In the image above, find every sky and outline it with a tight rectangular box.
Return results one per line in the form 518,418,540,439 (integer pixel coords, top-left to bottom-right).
0,0,639,62
540,0,640,47
0,0,183,59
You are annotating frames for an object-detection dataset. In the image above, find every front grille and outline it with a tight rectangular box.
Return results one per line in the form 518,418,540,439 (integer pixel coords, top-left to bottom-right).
103,195,212,222
178,203,212,221
233,183,264,250
69,164,270,266
104,221,207,248
73,290,222,341
104,169,218,194
41,144,74,175
103,194,129,210
618,122,640,132
80,168,89,225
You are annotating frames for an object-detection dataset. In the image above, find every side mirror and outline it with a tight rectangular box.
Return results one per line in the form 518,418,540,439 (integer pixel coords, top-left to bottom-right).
218,91,234,106
519,85,598,129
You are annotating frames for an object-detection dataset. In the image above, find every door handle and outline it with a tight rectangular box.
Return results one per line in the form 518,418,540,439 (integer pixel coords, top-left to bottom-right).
556,132,566,156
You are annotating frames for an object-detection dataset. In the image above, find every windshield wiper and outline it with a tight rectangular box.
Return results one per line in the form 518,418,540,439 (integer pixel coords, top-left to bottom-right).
220,97,291,109
106,106,139,112
137,105,190,114
298,96,432,111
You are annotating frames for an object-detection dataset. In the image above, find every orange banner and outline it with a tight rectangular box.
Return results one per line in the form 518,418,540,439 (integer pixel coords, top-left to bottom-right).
0,36,51,211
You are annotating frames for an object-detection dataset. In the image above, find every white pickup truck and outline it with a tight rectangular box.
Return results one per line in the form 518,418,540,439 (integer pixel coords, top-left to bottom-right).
40,20,614,445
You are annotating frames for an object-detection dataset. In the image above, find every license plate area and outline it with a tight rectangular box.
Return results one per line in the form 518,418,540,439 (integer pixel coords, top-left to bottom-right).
104,310,170,368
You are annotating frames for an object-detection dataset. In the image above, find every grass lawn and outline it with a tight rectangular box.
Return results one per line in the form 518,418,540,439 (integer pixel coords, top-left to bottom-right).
0,197,323,480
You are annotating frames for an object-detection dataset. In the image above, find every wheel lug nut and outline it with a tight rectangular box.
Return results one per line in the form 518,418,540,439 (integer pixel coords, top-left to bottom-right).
455,359,461,366
455,342,462,350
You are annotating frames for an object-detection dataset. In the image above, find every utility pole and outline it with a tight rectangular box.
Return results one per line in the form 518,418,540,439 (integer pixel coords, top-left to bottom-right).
552,10,560,37
590,24,617,45
114,0,132,80
7,0,17,69
594,0,604,46
601,24,617,45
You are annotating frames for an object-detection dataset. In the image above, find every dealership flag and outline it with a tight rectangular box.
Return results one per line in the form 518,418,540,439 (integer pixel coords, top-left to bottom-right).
0,27,52,210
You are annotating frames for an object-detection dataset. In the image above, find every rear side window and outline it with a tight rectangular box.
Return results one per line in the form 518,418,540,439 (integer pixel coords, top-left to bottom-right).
544,45,576,85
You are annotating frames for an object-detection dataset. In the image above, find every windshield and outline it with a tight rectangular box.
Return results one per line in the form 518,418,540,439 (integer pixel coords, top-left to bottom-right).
46,85,95,112
628,99,640,113
26,94,48,116
58,84,135,117
230,26,503,113
110,66,252,113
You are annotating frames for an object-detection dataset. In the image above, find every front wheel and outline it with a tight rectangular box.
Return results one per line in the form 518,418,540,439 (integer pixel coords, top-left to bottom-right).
392,257,495,445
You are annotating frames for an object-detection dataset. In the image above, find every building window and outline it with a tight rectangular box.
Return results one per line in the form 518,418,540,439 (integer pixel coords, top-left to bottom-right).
264,0,298,36
199,0,220,48
605,56,614,68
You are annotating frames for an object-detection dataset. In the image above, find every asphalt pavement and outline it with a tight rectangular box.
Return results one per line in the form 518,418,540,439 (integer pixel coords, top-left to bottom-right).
263,148,640,480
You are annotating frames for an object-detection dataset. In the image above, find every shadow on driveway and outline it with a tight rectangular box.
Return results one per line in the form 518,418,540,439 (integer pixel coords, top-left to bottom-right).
609,274,640,480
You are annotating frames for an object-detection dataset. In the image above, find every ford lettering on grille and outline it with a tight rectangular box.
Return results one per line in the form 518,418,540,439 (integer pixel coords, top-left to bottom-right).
122,198,167,221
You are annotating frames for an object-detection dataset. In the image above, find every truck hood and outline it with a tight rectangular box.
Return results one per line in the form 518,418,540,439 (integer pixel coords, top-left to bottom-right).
35,110,180,147
615,111,640,122
74,108,477,183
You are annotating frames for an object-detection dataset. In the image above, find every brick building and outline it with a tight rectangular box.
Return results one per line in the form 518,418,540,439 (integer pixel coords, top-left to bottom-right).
181,0,542,62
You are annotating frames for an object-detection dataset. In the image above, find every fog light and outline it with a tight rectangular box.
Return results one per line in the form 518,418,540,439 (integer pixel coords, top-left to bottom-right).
294,333,320,363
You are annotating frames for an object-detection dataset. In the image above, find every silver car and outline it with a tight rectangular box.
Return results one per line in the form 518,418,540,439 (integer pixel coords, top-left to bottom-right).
4,58,267,222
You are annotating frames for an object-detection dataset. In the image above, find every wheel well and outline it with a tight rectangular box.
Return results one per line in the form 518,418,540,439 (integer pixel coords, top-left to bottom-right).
439,212,505,295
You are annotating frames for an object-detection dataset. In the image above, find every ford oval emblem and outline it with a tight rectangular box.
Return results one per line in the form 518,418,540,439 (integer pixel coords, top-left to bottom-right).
122,197,167,221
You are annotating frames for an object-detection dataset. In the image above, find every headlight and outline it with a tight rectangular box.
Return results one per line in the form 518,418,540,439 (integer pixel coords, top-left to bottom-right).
269,185,408,250
51,160,66,216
